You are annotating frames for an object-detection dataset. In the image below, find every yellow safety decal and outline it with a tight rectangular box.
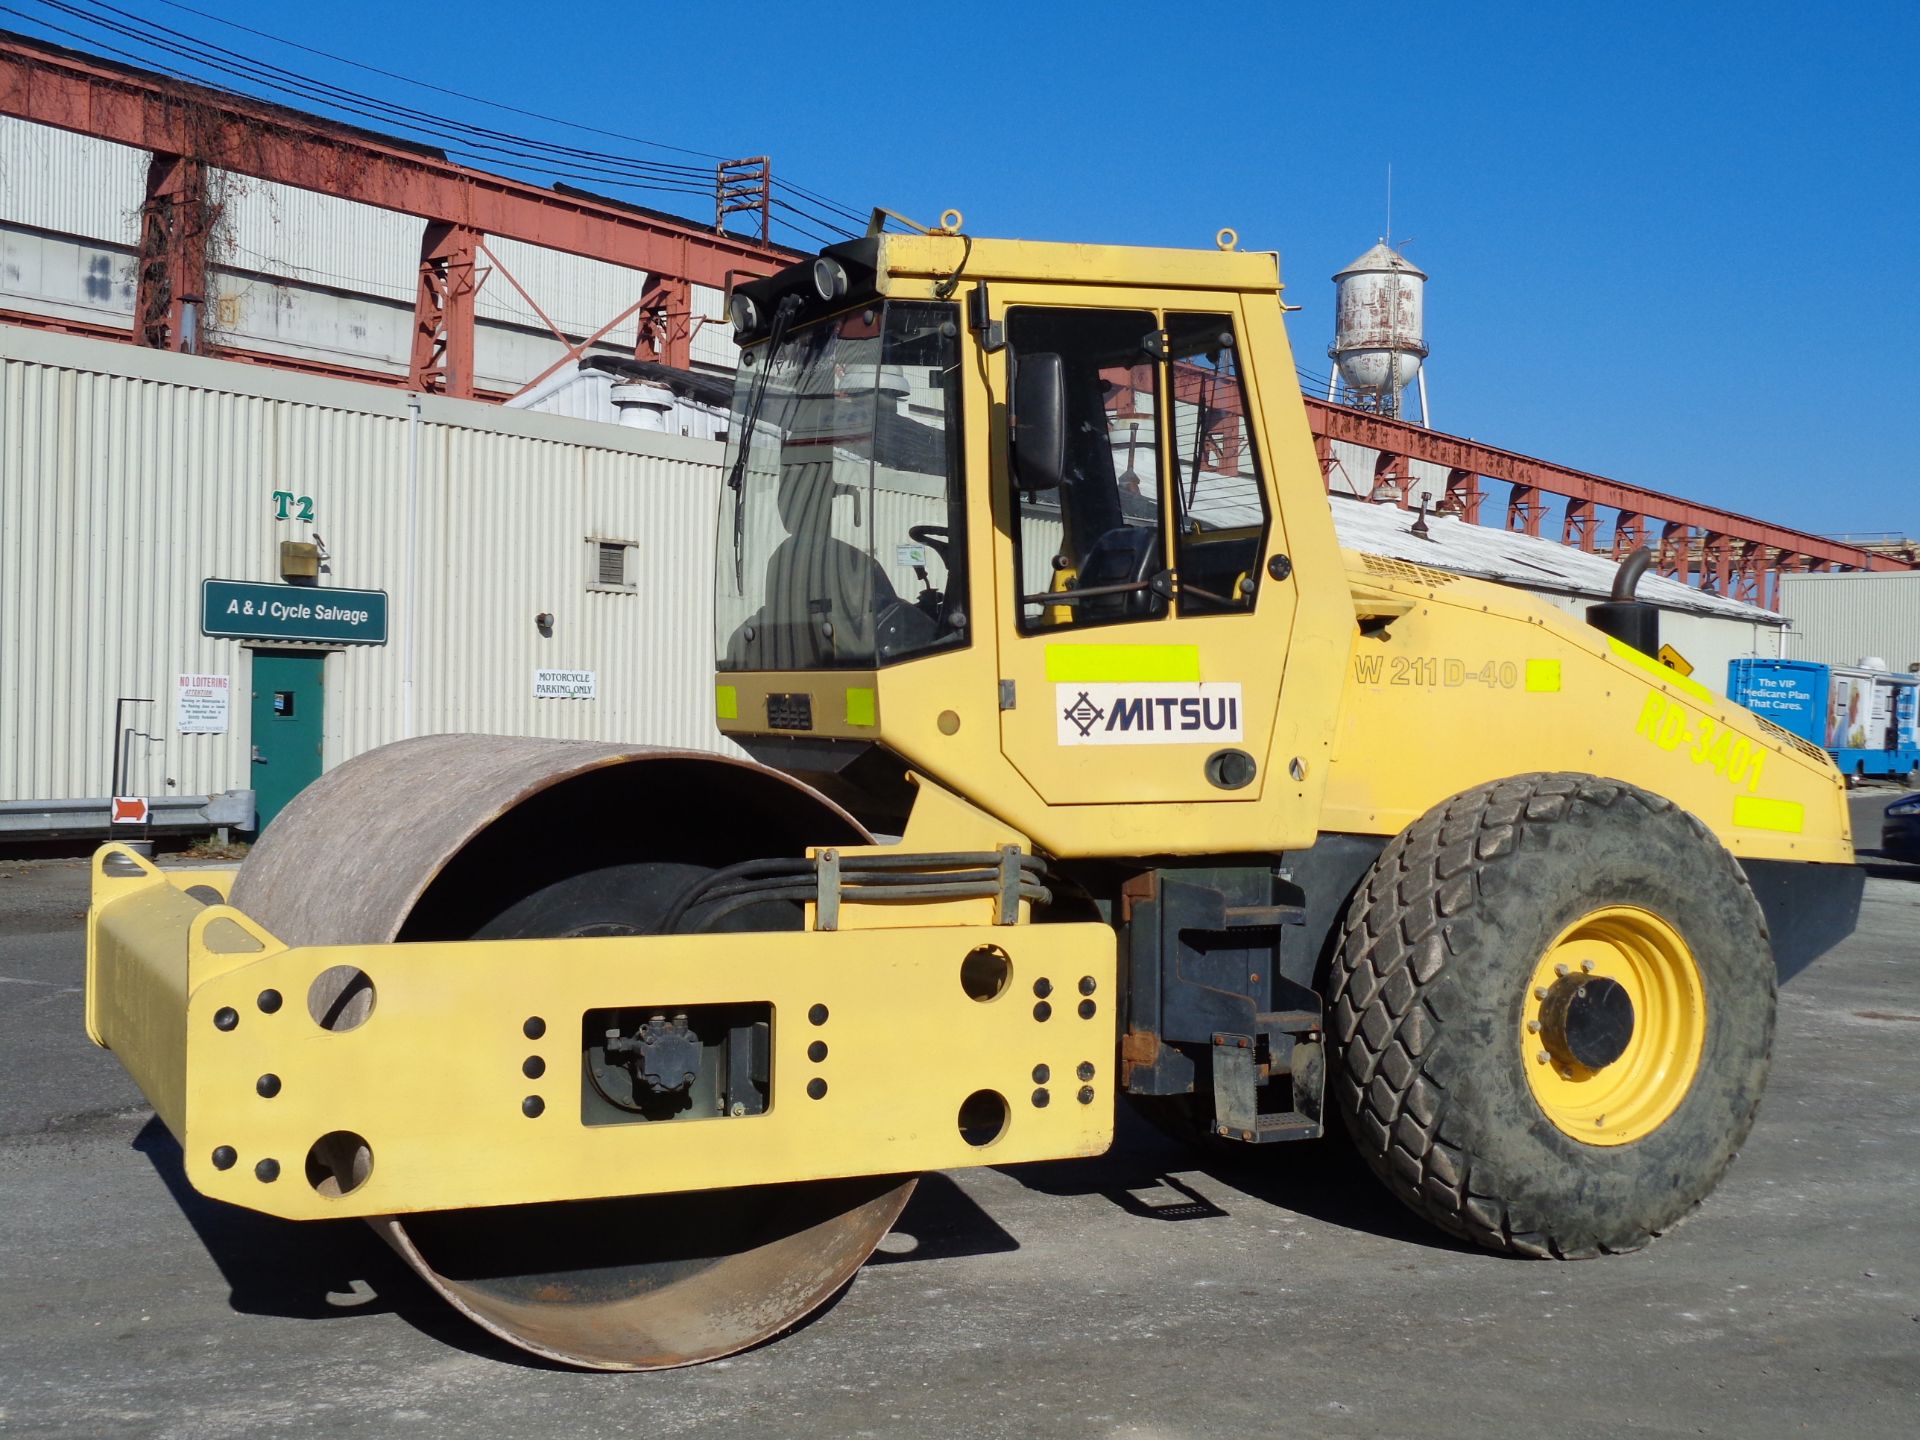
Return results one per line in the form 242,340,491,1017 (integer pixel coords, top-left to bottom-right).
1609,636,1713,705
1525,659,1562,693
1635,692,1767,793
845,686,877,727
715,684,738,720
1045,644,1201,684
1733,795,1804,834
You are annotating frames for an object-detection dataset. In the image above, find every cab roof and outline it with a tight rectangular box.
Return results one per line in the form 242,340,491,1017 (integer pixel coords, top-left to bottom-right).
874,232,1283,294
729,231,1283,346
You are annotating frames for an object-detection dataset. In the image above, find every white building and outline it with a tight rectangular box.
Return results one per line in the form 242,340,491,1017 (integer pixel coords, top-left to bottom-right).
0,325,733,838
1781,570,1920,673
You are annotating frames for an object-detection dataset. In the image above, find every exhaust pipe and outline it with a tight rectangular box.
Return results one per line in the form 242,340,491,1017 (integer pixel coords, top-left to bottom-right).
1587,545,1660,657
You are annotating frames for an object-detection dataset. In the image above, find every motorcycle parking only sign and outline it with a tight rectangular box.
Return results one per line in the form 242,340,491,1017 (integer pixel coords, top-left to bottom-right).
533,668,597,699
1056,682,1243,745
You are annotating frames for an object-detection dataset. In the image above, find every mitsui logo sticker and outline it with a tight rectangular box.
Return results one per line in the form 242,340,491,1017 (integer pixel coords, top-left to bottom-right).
1055,683,1243,746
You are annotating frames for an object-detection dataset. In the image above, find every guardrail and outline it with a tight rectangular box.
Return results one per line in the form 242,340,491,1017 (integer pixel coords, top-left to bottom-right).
0,791,255,841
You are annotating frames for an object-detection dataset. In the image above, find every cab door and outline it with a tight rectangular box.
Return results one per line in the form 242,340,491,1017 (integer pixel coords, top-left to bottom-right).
993,299,1292,806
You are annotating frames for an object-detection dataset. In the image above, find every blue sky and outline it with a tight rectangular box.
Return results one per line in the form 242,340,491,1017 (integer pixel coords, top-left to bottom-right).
11,1,1916,538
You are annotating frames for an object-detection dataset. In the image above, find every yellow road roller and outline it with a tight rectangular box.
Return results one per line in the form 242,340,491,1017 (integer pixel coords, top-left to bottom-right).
87,223,1863,1369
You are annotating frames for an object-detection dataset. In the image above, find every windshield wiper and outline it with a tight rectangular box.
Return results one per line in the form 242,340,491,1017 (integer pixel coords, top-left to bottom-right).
729,294,803,590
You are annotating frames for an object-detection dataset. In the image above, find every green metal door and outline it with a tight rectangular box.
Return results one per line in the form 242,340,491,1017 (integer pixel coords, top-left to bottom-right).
248,650,326,831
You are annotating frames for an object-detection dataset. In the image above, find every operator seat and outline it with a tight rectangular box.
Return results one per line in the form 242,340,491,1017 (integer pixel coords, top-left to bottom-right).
1074,525,1165,623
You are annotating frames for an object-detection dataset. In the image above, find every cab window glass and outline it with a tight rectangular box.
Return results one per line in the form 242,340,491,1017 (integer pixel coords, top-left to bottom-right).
1006,307,1164,632
1166,313,1268,616
715,301,967,670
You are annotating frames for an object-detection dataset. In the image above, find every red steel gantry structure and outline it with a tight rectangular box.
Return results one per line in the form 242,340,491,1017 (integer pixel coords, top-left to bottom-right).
0,30,795,395
0,31,1907,606
1302,401,1910,607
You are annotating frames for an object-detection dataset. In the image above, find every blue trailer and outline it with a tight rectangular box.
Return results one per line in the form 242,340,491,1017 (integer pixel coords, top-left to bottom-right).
1728,658,1920,783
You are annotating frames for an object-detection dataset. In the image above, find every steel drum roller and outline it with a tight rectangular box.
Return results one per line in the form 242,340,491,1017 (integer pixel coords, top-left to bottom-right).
230,734,915,1370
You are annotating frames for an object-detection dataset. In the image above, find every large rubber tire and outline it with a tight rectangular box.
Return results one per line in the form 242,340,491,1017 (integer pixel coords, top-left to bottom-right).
1327,773,1775,1258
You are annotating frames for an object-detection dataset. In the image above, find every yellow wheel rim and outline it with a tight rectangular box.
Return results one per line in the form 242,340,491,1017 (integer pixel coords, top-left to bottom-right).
1520,906,1706,1146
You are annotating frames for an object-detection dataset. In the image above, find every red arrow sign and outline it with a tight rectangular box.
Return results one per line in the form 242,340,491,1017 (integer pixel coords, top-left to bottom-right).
111,796,149,825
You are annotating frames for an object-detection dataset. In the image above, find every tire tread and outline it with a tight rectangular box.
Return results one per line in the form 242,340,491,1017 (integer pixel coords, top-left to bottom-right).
1327,772,1773,1258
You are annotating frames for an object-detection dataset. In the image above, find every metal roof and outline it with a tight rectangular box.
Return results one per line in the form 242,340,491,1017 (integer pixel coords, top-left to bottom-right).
1327,495,1783,625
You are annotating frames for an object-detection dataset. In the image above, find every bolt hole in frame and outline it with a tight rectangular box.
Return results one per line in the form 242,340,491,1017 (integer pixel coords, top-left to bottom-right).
961,943,1013,1000
306,1130,374,1197
306,964,375,1032
958,1088,1010,1147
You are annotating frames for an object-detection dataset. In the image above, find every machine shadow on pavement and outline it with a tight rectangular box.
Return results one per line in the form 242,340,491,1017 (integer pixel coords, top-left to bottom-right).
865,1173,1021,1266
1001,1106,1488,1257
134,1117,1022,1358
133,1118,575,1367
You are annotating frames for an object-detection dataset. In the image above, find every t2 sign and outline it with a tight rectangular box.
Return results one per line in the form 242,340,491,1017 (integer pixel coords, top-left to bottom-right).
271,490,315,522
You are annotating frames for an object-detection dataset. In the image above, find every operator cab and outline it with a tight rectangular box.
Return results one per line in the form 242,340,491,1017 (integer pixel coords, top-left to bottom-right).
716,272,969,673
716,243,1269,680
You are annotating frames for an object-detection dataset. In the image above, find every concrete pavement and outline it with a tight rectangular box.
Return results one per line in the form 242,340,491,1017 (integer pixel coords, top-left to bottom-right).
2,814,1915,1439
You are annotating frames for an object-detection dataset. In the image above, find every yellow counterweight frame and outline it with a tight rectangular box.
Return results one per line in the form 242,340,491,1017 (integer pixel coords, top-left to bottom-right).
1320,558,1855,865
86,847,1115,1223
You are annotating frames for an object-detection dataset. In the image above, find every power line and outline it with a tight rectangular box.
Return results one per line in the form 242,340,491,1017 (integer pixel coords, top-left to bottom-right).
765,200,848,248
768,194,861,241
146,0,731,164
4,0,870,248
31,0,714,184
771,186,867,235
136,0,875,235
772,178,868,228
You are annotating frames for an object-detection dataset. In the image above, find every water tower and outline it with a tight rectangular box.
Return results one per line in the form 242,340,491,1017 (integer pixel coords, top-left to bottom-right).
1328,242,1429,424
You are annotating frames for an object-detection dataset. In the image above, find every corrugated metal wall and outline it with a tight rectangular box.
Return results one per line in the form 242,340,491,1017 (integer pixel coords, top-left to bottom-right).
1,117,742,391
1324,437,1449,505
689,285,735,370
0,326,734,806
0,116,142,332
216,175,419,303
210,177,665,390
1781,572,1920,673
0,115,144,243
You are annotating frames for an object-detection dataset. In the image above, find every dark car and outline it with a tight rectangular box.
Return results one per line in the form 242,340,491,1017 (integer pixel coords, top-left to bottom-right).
1884,794,1920,863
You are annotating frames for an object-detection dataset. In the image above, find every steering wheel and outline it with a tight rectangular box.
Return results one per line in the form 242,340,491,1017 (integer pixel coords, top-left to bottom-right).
907,524,951,566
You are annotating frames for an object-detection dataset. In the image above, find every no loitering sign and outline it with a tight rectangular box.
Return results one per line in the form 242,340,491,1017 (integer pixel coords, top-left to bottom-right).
176,673,231,734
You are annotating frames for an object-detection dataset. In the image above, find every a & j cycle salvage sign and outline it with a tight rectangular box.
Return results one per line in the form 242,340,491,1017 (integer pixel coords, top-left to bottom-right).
201,579,389,645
